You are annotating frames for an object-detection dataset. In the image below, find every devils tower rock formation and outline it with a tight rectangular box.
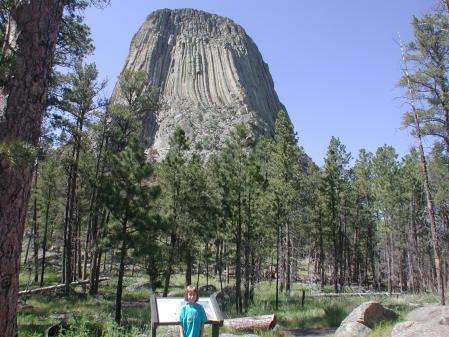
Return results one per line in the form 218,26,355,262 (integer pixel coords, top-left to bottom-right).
113,8,286,159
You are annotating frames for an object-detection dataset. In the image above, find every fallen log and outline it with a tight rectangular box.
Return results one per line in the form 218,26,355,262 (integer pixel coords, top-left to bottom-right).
19,277,110,296
223,314,276,331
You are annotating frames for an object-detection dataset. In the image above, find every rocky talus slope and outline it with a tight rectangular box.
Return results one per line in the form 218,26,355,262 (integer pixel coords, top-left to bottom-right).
113,8,286,159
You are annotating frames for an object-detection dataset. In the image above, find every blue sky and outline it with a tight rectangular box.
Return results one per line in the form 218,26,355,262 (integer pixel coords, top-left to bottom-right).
85,0,434,166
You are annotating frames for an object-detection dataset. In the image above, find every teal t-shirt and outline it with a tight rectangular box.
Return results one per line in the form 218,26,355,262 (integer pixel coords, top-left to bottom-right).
179,302,208,337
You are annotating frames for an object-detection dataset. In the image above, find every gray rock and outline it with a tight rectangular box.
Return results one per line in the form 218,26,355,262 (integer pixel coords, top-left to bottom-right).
335,301,398,337
392,305,449,337
335,321,371,337
112,8,286,161
405,305,449,324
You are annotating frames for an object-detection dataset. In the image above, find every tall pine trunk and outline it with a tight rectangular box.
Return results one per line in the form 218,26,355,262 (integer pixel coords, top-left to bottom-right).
235,204,243,314
115,220,128,324
332,220,338,292
89,211,108,295
185,246,192,286
32,163,39,284
415,122,445,304
285,222,291,296
40,199,51,287
83,215,91,280
205,243,209,286
63,144,76,287
367,221,377,289
163,231,176,297
0,2,64,335
83,117,108,280
402,46,446,305
217,239,223,292
275,201,280,310
244,226,251,311
65,117,84,288
244,192,252,311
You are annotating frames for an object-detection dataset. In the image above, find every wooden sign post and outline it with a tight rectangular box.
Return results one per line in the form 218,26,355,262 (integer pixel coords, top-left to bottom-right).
150,293,224,337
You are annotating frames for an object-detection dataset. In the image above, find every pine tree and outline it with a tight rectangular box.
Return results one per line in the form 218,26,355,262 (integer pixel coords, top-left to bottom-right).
352,149,377,288
401,37,446,304
400,13,449,159
55,61,105,292
157,127,189,296
37,153,60,286
321,137,350,292
216,124,259,313
401,150,425,292
266,110,303,305
98,138,160,324
0,1,109,334
372,145,402,294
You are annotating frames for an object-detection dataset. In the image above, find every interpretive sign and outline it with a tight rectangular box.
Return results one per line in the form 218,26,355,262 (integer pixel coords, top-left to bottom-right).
150,294,224,337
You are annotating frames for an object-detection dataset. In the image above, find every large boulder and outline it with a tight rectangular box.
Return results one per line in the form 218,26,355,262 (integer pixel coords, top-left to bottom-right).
335,301,398,337
392,305,449,337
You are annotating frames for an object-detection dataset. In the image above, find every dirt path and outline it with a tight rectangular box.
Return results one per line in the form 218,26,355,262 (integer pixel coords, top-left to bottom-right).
286,328,336,337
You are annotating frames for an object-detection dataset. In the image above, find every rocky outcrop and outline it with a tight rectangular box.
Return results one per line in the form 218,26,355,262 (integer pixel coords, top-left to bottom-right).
391,305,449,337
113,8,286,160
335,301,398,337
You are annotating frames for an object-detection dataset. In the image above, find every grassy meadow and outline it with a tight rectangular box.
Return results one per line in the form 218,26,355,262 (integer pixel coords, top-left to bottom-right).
18,267,438,337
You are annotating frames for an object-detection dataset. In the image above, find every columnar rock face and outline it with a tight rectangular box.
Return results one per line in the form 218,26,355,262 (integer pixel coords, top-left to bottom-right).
113,8,286,159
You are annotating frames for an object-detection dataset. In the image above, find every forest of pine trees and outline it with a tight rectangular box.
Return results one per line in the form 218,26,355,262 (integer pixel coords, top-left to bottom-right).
1,1,449,336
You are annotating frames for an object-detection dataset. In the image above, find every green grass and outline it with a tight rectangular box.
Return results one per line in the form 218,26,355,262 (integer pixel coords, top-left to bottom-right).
242,282,360,329
17,269,440,337
239,282,439,337
17,270,228,336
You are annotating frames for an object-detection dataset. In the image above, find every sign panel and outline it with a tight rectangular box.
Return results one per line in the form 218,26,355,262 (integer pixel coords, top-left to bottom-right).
155,297,219,324
150,295,223,337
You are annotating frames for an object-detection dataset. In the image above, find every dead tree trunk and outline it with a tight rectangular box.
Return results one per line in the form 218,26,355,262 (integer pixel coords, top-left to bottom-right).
401,43,446,305
224,315,277,331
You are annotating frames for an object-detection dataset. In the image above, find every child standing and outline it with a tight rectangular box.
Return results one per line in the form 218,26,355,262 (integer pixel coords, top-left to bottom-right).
179,285,208,337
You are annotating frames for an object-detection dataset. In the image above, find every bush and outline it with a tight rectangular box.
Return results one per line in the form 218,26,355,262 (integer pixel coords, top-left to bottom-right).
57,315,146,337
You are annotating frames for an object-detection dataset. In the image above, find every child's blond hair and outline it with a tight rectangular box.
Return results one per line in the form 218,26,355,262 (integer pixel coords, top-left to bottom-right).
184,285,199,302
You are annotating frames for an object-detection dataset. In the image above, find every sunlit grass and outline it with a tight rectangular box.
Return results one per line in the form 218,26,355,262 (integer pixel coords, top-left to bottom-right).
17,268,440,336
17,270,232,336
